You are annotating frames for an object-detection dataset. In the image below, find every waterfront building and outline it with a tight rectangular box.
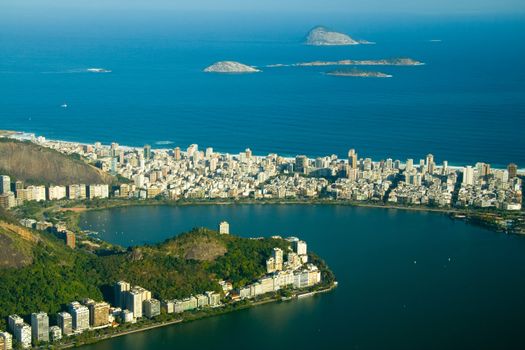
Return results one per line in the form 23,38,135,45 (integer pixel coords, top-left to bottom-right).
49,326,62,342
161,300,174,314
87,184,109,199
0,332,13,350
206,291,221,306
260,276,276,294
114,281,131,308
125,286,151,319
219,221,230,234
463,166,474,186
426,154,435,174
196,294,209,308
26,186,46,202
66,184,86,200
57,312,73,336
205,147,214,159
7,315,23,334
293,264,321,289
295,155,309,174
476,162,491,177
173,147,181,161
442,160,448,173
47,185,67,200
0,175,10,194
125,289,144,319
14,323,31,349
67,184,86,200
173,300,185,314
69,302,90,332
143,144,151,160
348,149,358,169
88,302,110,327
121,310,134,323
143,299,161,318
31,312,49,344
507,163,518,178
180,296,198,311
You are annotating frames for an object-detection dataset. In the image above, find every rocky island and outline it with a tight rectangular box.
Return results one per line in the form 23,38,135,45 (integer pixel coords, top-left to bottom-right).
204,61,261,73
306,26,360,46
295,58,424,67
326,69,393,78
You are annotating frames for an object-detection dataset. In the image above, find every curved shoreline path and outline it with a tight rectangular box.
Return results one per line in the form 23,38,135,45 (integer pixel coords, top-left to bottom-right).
80,204,525,350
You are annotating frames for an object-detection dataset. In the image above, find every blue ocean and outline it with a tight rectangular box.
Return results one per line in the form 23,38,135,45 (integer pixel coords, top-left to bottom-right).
1,13,524,167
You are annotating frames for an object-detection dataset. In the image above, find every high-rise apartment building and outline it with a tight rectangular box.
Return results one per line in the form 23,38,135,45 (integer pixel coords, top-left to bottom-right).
114,281,131,308
69,302,90,332
0,175,10,194
57,312,73,336
14,323,31,349
31,312,49,344
0,331,13,350
348,149,358,169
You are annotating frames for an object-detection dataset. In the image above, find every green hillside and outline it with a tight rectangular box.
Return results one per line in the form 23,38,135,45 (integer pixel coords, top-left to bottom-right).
0,224,292,330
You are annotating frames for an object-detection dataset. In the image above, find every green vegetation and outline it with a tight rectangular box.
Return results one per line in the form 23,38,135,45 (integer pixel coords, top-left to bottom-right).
0,138,115,186
0,224,301,331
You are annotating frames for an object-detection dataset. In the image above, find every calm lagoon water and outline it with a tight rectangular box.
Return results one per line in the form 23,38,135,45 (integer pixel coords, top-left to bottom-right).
81,204,525,349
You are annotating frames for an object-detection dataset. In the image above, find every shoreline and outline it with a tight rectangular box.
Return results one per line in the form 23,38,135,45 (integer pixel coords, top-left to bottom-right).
2,129,523,172
56,283,337,349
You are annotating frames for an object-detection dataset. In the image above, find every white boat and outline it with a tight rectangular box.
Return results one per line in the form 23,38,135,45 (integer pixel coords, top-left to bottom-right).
60,104,68,108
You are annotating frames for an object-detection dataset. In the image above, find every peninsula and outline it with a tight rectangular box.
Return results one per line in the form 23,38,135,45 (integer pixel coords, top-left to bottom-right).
204,61,261,73
0,206,335,349
326,69,393,78
306,26,359,46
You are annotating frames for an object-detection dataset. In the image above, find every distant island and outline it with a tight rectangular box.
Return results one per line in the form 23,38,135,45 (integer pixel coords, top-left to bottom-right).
295,58,424,67
306,26,361,46
86,68,111,73
204,61,261,73
326,69,393,78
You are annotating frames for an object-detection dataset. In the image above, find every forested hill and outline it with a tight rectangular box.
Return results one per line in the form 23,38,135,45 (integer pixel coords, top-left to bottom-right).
0,138,114,185
0,222,292,330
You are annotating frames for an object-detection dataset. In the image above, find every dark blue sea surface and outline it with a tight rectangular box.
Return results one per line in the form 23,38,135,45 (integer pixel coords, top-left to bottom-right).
1,15,524,166
80,204,525,350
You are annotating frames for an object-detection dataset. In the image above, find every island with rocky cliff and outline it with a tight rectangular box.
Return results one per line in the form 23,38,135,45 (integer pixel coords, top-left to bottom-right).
204,61,261,73
326,69,393,78
306,26,370,46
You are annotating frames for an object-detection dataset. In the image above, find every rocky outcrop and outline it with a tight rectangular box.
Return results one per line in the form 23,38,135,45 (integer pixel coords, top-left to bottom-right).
306,26,358,46
204,61,260,73
0,139,114,185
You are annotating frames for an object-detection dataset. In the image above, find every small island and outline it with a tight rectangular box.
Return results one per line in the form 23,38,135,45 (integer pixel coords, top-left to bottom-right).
204,61,261,73
306,26,360,46
326,69,393,78
86,68,111,73
295,58,424,67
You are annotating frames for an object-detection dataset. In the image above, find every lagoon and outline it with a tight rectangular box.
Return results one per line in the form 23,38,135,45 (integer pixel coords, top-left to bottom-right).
81,204,525,349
